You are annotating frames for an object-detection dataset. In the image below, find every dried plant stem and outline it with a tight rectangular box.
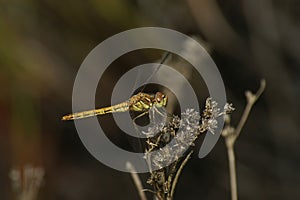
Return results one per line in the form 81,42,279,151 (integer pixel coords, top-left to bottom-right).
144,100,233,200
227,144,237,200
223,79,266,200
234,79,266,140
168,151,193,200
126,162,148,200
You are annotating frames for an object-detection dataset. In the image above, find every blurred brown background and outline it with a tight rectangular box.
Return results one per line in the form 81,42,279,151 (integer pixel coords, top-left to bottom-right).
0,0,299,199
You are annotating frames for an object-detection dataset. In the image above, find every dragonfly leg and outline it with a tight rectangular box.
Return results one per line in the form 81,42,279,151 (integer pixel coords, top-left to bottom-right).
132,111,148,137
131,111,150,152
132,111,149,125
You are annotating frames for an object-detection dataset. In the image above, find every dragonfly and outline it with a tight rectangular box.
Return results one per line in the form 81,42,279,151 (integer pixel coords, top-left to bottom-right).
62,92,167,121
61,53,171,121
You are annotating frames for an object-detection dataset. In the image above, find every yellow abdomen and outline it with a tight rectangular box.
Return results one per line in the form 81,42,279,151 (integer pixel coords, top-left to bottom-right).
62,101,129,120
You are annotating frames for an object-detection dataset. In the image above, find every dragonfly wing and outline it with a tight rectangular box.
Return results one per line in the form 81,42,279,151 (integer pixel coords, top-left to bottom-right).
133,52,172,94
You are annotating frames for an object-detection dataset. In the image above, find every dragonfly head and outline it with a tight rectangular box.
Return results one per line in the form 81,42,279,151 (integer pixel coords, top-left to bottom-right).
155,92,168,107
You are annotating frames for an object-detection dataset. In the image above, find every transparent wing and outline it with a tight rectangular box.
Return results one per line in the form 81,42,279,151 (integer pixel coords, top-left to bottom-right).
129,52,172,152
132,52,172,94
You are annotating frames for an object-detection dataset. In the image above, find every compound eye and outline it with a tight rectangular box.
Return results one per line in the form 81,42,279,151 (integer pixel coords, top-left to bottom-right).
155,92,164,102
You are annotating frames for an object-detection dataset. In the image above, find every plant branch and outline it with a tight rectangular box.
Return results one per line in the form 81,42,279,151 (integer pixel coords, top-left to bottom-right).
234,79,266,140
227,144,237,200
168,151,193,200
126,162,148,200
223,79,266,200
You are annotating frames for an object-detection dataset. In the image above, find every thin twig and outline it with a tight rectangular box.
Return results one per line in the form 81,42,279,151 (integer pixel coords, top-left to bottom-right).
168,151,193,200
234,79,266,139
227,144,237,200
142,189,156,194
126,162,148,200
223,79,266,200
